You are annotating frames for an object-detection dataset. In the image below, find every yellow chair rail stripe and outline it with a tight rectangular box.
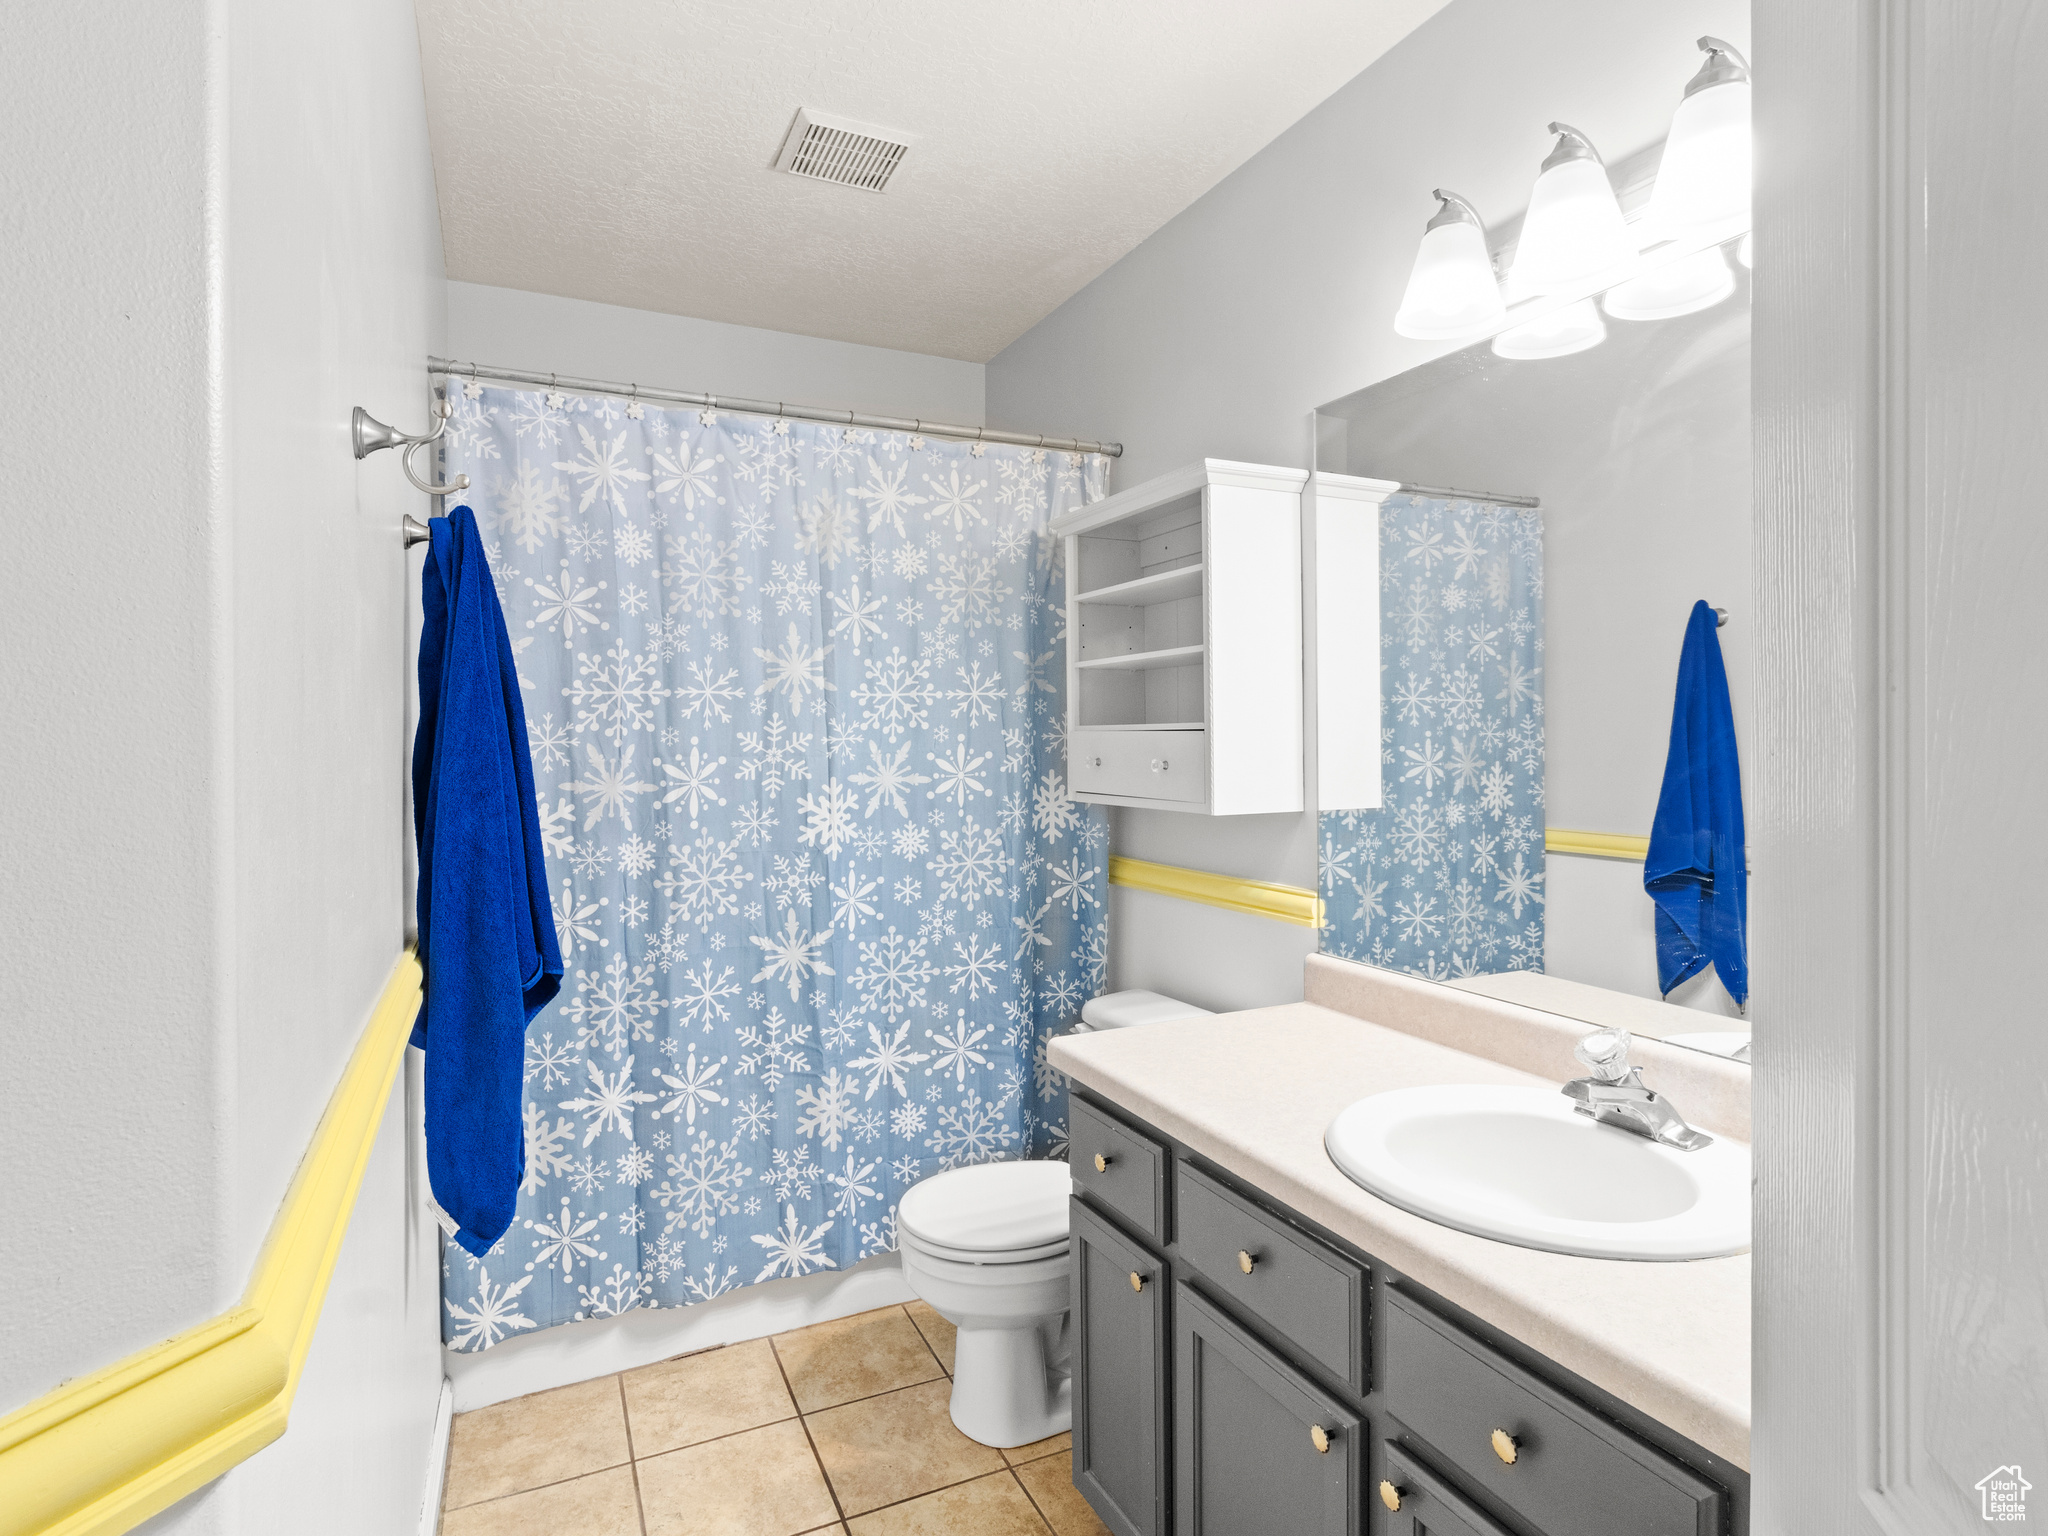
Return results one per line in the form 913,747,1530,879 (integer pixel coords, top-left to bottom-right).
1108,855,1322,927
1544,828,1653,861
0,951,423,1536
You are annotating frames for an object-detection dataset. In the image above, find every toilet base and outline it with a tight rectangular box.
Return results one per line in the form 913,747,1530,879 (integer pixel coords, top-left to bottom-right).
947,1315,1073,1448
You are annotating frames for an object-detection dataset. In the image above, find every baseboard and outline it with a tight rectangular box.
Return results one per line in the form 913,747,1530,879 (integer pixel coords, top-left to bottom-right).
444,1251,915,1411
418,1377,453,1535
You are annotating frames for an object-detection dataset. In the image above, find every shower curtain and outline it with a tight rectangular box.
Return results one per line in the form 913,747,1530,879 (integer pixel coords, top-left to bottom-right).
433,382,1108,1348
1319,493,1545,978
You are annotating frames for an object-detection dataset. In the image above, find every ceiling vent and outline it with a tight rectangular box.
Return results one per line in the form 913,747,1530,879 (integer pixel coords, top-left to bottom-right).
773,108,912,193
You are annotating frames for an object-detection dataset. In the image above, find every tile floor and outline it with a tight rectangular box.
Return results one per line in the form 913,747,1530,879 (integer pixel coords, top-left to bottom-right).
438,1302,1111,1536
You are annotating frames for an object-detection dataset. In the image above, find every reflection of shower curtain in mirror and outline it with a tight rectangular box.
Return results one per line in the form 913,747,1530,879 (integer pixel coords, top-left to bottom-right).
432,383,1109,1349
1320,494,1544,978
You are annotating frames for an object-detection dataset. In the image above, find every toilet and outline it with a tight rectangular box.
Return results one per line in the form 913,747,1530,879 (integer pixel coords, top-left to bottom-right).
897,990,1212,1447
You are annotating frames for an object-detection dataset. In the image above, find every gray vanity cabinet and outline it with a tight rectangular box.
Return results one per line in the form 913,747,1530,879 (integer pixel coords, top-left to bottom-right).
1066,1087,1749,1536
1175,1282,1361,1536
1071,1196,1170,1536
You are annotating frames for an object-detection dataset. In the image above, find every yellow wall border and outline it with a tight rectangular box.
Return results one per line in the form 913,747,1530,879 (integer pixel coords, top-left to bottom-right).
0,951,423,1536
1545,828,1652,861
1109,855,1323,927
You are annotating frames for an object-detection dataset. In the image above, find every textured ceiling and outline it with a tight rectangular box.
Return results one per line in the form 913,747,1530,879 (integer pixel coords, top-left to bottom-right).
416,0,1452,362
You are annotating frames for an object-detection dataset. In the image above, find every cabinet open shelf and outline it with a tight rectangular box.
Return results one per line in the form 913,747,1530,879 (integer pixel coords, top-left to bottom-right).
1052,459,1313,814
1075,564,1205,607
1076,644,1206,672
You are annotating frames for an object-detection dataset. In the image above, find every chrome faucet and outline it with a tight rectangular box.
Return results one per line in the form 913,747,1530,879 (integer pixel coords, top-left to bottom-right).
1561,1029,1714,1151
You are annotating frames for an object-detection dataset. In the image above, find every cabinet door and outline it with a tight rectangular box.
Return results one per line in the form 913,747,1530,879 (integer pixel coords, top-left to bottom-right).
1072,1196,1169,1536
1174,1282,1360,1536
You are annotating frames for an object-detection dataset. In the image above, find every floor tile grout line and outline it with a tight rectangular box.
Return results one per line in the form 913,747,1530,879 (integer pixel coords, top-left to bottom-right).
616,1374,650,1536
442,1459,636,1514
631,1409,805,1462
773,1330,854,1531
899,1301,952,1379
831,1464,1037,1524
1007,1464,1062,1535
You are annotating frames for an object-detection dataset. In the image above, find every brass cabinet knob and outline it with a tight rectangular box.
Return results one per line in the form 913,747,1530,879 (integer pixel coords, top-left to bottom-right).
1237,1249,1256,1275
1129,1271,1145,1293
1309,1424,1331,1455
1093,1153,1112,1173
1377,1480,1404,1512
1490,1428,1520,1465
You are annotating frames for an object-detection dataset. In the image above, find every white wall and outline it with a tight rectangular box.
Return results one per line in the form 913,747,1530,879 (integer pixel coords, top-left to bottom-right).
986,0,1749,1008
2,0,232,1422
447,281,986,426
3,1,447,1531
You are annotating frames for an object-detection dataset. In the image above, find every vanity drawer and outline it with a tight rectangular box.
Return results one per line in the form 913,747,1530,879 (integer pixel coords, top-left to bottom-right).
1070,1095,1171,1244
1174,1163,1368,1394
1378,1441,1516,1536
1071,728,1207,805
1384,1292,1725,1536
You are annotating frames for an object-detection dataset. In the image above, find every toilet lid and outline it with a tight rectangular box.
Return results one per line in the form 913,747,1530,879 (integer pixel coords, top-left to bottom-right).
898,1160,1071,1254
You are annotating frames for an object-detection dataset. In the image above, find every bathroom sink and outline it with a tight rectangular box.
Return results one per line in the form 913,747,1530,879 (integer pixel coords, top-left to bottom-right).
1323,1085,1750,1261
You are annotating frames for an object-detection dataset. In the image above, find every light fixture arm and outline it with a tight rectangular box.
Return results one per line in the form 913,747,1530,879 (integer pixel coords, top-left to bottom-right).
1540,122,1605,173
1686,36,1751,96
351,398,472,497
1425,188,1487,232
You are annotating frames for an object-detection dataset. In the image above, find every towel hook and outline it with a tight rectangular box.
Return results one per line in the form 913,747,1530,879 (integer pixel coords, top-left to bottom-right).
1712,606,1729,628
352,398,472,497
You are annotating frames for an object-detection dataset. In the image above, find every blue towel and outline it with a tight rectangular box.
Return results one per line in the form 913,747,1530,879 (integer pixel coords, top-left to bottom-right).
412,506,562,1256
1644,601,1747,1006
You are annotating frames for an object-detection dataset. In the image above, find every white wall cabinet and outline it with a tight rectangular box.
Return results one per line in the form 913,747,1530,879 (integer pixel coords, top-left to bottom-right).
1052,460,1309,815
1306,472,1392,813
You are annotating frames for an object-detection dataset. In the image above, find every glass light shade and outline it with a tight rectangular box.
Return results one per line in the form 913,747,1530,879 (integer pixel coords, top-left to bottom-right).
1648,79,1751,229
1394,219,1507,340
1602,246,1735,321
1511,156,1638,293
1492,298,1606,360
1737,231,1752,268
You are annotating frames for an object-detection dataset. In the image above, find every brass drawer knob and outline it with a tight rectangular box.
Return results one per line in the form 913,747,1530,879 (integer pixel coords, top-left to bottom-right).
1093,1153,1112,1173
1129,1271,1145,1293
1237,1249,1256,1275
1378,1480,1404,1512
1490,1428,1520,1465
1309,1424,1331,1455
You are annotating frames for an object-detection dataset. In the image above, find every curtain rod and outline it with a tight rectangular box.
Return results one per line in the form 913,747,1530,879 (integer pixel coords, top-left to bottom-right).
426,356,1123,458
1397,480,1541,509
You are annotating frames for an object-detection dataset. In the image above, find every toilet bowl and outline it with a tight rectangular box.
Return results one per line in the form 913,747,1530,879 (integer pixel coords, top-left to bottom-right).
899,991,1209,1447
898,1160,1074,1449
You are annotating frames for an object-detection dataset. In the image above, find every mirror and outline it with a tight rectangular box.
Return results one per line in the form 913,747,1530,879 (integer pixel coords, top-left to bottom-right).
1315,235,1751,1064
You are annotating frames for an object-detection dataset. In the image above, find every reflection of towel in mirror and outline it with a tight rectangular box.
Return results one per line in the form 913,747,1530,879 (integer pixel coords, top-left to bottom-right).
1644,600,1747,1008
412,505,562,1256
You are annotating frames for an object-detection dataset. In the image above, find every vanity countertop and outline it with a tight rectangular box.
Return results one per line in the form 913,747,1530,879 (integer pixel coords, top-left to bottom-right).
1047,1001,1752,1470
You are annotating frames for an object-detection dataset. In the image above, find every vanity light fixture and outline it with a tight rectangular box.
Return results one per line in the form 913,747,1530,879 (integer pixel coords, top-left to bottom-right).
1646,38,1752,230
1393,190,1508,341
1492,297,1606,360
1737,231,1753,268
1602,244,1736,321
1509,123,1637,294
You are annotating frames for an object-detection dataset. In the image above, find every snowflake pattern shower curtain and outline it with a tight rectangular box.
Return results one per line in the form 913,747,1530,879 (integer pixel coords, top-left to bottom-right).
433,382,1109,1349
1319,494,1545,978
